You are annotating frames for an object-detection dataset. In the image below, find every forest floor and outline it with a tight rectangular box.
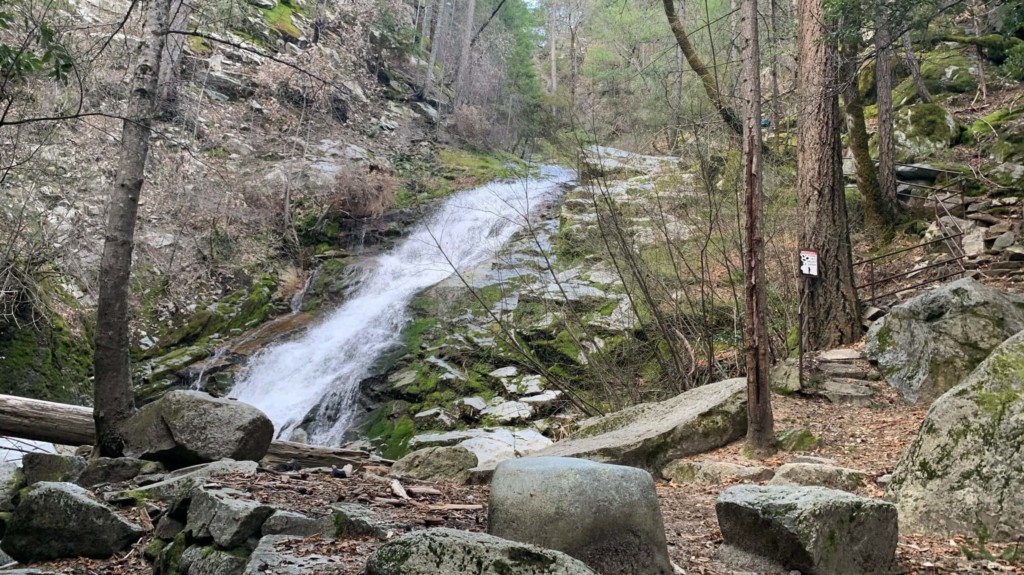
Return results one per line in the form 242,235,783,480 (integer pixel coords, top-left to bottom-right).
24,379,1024,575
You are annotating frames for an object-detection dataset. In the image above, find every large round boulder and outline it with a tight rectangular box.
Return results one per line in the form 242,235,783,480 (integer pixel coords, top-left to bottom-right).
866,278,1024,404
0,482,145,561
389,445,478,483
887,329,1024,540
122,390,274,468
893,103,961,161
488,457,673,575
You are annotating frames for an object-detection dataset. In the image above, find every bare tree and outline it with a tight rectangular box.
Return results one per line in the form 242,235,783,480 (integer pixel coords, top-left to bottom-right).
902,32,932,103
549,0,557,96
839,42,889,227
93,0,170,456
455,0,476,106
661,0,742,136
157,0,192,115
739,0,774,457
796,0,860,351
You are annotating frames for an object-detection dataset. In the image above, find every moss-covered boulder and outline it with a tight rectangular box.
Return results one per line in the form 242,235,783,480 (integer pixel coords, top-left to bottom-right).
893,103,961,161
0,310,92,405
866,278,1024,404
892,49,979,107
887,329,1024,540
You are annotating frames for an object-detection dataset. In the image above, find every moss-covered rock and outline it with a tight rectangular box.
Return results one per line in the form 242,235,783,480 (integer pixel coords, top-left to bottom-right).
887,329,1024,541
776,428,820,452
893,103,961,161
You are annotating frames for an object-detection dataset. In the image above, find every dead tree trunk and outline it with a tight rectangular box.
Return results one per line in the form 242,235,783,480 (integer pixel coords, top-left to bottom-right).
902,32,932,104
796,0,861,351
661,0,743,136
549,0,557,96
740,0,775,457
422,0,449,102
94,0,170,457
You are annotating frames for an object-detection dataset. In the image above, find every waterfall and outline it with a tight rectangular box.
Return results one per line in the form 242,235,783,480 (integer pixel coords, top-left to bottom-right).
229,166,574,445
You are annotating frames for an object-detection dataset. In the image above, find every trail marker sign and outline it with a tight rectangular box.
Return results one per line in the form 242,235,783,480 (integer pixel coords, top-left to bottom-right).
799,251,819,277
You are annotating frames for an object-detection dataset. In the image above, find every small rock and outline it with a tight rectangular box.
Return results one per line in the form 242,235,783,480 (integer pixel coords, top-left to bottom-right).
76,457,149,487
662,460,774,484
22,453,86,485
769,358,801,395
244,535,335,574
481,401,533,423
993,231,1016,251
488,366,519,379
184,486,274,548
520,390,563,414
769,463,866,492
366,528,598,575
876,473,893,487
458,396,488,418
716,485,897,575
113,460,258,503
0,482,145,561
504,375,545,396
413,407,455,429
180,545,248,575
389,446,478,483
790,455,836,465
328,503,393,538
775,428,820,452
816,348,862,362
262,510,321,537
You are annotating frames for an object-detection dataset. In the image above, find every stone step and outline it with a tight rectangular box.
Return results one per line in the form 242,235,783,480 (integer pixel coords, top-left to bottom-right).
816,348,863,362
816,380,874,406
818,362,874,380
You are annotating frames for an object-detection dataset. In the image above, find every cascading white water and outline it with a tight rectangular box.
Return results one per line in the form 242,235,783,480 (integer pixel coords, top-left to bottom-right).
230,166,574,445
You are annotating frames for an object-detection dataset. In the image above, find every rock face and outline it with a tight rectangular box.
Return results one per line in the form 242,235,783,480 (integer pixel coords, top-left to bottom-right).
389,445,478,482
122,390,274,467
1,482,145,561
366,528,598,575
489,457,673,575
887,330,1024,540
865,278,1024,403
532,378,746,474
0,462,22,511
716,485,898,575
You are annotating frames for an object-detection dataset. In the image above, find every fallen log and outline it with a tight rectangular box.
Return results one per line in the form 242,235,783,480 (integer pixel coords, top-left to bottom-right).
0,394,379,468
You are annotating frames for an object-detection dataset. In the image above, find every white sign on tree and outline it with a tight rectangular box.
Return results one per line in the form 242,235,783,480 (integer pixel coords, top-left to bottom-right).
799,250,819,277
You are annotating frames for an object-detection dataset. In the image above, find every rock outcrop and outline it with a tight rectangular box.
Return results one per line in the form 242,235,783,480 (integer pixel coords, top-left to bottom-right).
366,528,598,575
489,457,673,575
866,278,1024,403
716,485,898,575
1,482,145,561
531,378,746,474
887,329,1024,540
122,390,274,468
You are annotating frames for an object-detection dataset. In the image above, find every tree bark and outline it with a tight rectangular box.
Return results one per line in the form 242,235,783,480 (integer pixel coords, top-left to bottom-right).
0,394,373,468
876,15,898,214
661,0,743,136
839,42,888,228
93,0,170,457
422,0,448,102
768,0,783,138
420,0,433,50
454,0,476,106
549,0,557,96
740,0,775,457
902,32,932,104
157,0,191,115
796,0,860,351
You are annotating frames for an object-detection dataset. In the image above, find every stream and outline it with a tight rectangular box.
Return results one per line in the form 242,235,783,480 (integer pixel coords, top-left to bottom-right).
229,166,575,445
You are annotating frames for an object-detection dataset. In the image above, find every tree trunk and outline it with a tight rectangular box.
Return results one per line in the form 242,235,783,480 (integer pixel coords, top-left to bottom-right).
454,0,476,106
422,0,448,102
661,0,743,136
839,42,888,228
972,0,987,101
94,0,170,457
902,32,932,104
549,0,557,96
740,0,775,457
420,0,433,50
876,15,898,214
796,0,861,351
157,0,191,115
768,0,783,138
0,394,373,469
